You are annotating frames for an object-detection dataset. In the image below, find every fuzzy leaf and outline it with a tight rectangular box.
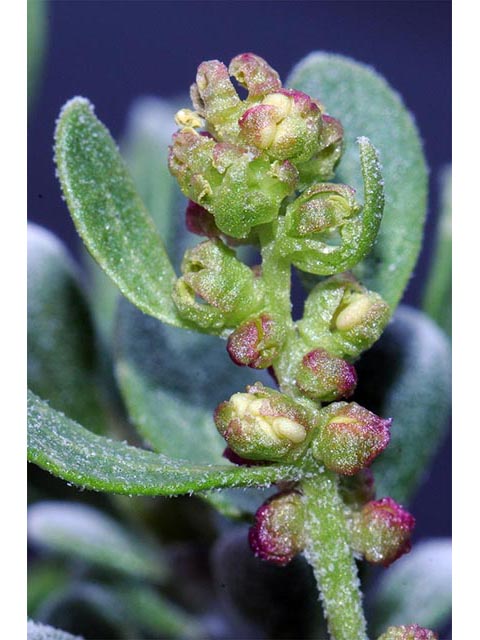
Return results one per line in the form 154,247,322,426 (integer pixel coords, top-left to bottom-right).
85,97,180,340
288,53,428,309
28,501,166,581
368,538,452,634
355,306,451,504
54,97,189,329
28,224,106,434
27,390,300,496
27,620,83,640
423,166,452,336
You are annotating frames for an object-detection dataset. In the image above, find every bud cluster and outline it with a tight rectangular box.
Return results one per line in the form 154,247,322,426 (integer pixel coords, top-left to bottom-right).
214,382,317,463
169,53,343,241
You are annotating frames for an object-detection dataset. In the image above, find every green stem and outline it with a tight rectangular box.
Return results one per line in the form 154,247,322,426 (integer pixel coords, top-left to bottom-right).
258,222,292,324
301,470,368,640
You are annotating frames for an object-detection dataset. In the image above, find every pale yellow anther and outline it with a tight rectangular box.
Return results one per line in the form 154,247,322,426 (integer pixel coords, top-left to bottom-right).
262,93,292,119
272,417,307,443
335,296,373,331
175,109,204,129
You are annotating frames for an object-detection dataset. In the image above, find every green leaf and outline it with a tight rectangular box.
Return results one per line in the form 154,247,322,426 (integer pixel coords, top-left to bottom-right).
355,305,451,504
28,501,166,581
28,224,106,434
288,53,428,309
27,620,83,640
423,166,452,336
85,97,180,341
28,562,68,618
122,97,179,251
368,538,452,635
54,97,189,329
28,0,47,109
28,390,300,496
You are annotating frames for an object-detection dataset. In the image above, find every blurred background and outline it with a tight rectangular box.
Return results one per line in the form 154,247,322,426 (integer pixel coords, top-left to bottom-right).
28,0,451,542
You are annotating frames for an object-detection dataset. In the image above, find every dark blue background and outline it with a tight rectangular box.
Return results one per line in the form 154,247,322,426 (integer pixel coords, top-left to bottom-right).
28,0,451,540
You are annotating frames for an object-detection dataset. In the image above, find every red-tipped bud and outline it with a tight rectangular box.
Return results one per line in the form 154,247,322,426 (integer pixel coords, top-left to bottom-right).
312,402,391,475
340,469,376,508
249,491,305,566
352,497,415,567
227,314,283,369
214,382,317,462
229,53,282,99
185,200,221,238
295,348,357,401
297,114,344,186
377,624,438,640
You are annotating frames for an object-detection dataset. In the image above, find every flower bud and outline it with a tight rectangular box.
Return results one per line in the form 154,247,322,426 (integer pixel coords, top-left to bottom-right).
339,469,376,508
185,200,221,238
190,60,242,141
297,114,344,187
312,402,391,475
214,382,317,462
172,239,260,330
169,128,297,239
300,274,390,359
295,348,357,401
351,497,415,567
249,491,305,566
239,89,324,163
229,53,282,99
377,625,438,640
285,184,359,238
227,314,284,369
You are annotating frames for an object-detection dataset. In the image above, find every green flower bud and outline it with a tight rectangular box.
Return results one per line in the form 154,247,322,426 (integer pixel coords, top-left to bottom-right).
173,239,261,331
377,625,438,640
299,274,390,359
229,53,282,99
351,498,415,567
168,128,298,239
295,348,357,401
190,59,242,141
227,314,284,369
239,89,324,163
249,491,305,566
214,382,317,462
312,402,391,475
296,114,344,188
285,183,359,238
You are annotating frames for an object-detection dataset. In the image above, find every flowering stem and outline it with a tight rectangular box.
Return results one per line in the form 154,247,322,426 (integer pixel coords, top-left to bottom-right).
301,469,368,640
258,222,292,326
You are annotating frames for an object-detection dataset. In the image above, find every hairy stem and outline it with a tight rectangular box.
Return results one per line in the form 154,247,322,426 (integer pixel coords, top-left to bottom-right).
301,470,368,640
258,222,292,324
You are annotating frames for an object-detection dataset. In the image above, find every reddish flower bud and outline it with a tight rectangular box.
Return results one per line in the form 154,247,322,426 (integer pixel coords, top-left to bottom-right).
312,402,391,475
227,314,283,369
249,491,305,566
229,53,282,99
185,200,221,238
352,498,415,567
214,382,317,462
295,348,357,401
377,624,438,640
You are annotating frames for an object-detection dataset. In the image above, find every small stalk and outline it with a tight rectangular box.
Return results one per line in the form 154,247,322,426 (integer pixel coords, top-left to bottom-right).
258,222,292,324
301,470,368,640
